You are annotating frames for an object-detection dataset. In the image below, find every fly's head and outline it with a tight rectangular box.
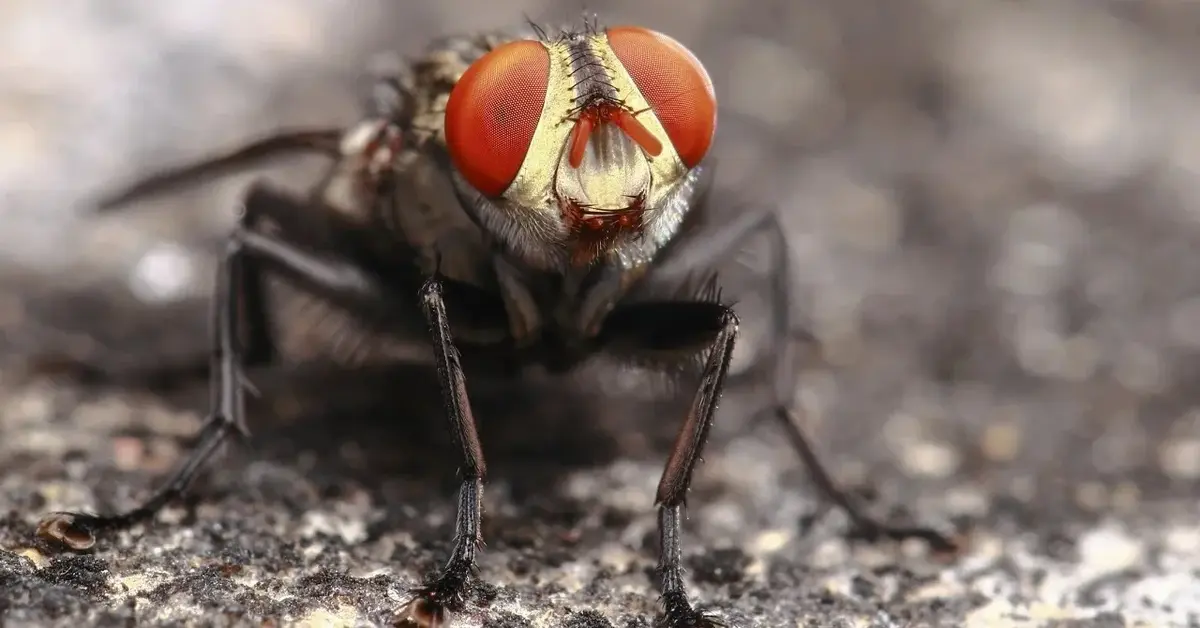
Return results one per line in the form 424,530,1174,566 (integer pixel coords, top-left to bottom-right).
443,23,716,269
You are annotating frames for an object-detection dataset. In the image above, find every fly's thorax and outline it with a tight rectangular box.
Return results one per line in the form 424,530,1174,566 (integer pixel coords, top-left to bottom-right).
317,117,415,227
311,112,495,290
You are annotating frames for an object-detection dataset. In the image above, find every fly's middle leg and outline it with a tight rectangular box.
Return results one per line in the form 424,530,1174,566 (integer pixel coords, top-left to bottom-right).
395,276,491,628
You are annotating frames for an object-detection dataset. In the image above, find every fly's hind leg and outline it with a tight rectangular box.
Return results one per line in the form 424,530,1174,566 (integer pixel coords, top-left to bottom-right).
36,182,391,550
648,210,960,553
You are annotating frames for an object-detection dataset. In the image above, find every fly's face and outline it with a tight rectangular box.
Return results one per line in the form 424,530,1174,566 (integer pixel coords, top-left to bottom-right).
443,25,717,268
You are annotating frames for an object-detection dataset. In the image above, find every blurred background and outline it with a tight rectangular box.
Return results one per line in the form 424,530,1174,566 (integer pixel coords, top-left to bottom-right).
1,0,1199,623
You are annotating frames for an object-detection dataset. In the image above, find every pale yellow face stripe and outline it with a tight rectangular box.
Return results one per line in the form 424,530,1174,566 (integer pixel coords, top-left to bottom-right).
502,33,689,212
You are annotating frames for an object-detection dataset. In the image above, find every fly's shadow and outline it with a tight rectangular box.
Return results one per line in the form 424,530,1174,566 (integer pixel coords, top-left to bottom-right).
233,360,696,504
12,280,696,511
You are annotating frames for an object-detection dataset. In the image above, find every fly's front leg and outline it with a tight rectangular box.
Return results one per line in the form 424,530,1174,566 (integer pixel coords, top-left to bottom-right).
655,311,738,628
598,300,739,628
36,183,393,550
395,276,489,627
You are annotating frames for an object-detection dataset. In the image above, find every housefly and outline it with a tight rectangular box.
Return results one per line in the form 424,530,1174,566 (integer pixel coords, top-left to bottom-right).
34,17,960,627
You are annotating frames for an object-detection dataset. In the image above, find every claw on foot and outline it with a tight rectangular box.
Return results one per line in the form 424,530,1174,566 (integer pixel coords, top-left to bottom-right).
393,575,475,628
36,512,100,551
657,594,727,628
392,596,448,628
929,531,970,562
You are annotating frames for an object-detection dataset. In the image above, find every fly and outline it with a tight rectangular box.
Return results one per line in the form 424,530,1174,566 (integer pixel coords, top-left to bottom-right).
33,17,961,628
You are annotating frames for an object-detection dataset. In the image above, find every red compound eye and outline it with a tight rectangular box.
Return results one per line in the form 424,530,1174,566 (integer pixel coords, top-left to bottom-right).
445,40,550,197
607,26,716,168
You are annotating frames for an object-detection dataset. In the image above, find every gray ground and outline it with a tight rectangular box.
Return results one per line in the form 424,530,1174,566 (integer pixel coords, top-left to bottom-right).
2,0,1199,626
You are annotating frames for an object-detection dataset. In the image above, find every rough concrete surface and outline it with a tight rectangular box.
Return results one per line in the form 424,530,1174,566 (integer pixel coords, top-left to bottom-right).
2,0,1199,626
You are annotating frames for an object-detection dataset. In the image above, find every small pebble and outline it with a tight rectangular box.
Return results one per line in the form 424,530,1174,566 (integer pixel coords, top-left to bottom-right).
1074,481,1109,512
1078,525,1145,575
16,547,48,569
982,421,1022,462
1164,526,1200,554
749,529,792,555
900,440,961,479
112,436,145,471
1159,439,1200,480
1109,481,1141,513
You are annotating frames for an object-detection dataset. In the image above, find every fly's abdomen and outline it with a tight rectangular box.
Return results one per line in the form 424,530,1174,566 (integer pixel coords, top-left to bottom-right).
260,272,435,369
